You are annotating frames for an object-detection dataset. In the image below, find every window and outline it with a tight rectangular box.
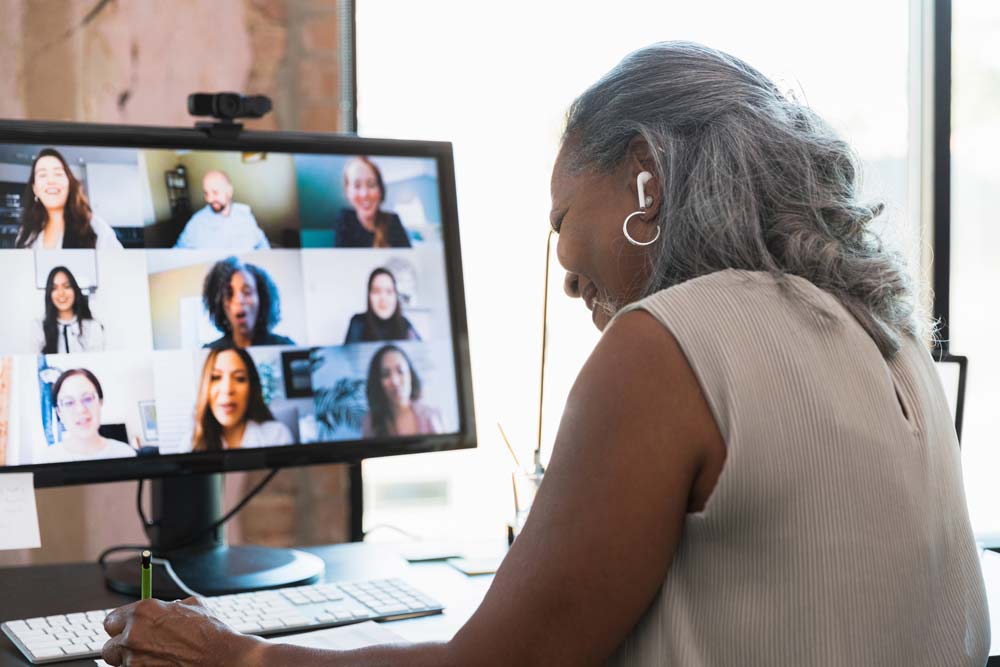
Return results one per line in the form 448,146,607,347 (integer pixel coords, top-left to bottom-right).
949,2,1000,542
356,0,915,541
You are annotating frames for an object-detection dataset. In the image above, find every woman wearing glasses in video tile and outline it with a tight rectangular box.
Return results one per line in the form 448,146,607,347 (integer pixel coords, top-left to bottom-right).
34,266,106,354
15,148,123,250
43,369,135,462
100,42,988,667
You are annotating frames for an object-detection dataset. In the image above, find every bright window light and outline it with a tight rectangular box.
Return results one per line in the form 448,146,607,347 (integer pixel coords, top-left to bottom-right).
356,0,913,542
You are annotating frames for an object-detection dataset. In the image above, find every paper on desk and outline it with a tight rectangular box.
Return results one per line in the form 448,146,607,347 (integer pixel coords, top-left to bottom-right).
269,620,408,650
94,621,408,665
0,472,40,550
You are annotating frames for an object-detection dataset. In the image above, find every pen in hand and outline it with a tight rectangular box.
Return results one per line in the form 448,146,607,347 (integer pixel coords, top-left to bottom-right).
141,550,152,600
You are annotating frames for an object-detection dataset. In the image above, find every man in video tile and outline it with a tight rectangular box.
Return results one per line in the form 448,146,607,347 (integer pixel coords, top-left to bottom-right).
174,170,270,250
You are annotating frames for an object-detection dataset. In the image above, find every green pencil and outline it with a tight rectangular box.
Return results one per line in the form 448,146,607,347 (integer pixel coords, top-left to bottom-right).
140,550,152,600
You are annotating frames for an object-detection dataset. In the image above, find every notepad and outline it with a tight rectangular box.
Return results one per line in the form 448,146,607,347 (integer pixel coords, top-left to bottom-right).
0,473,40,551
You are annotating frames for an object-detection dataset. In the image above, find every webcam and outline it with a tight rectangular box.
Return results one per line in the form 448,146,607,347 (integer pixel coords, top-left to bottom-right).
188,93,272,121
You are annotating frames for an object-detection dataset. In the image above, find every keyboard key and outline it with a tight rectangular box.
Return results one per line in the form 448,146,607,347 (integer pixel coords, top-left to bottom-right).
32,647,65,659
7,620,28,633
372,603,409,615
232,621,262,633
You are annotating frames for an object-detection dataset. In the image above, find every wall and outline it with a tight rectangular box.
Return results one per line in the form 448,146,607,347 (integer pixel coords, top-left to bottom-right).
141,150,181,225
0,0,352,566
0,358,12,467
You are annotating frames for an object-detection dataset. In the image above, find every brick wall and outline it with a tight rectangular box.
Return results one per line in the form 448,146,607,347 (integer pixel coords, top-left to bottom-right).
0,0,353,565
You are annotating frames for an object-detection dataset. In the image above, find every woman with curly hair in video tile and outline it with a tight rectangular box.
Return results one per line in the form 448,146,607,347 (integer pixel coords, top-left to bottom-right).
202,256,295,349
15,148,123,249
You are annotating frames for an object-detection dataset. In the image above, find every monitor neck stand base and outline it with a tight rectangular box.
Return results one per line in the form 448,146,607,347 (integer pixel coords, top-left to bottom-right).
103,473,325,598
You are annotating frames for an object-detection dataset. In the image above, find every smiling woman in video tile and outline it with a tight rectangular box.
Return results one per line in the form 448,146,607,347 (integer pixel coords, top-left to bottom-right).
35,265,106,353
45,368,135,462
15,148,123,250
335,156,411,248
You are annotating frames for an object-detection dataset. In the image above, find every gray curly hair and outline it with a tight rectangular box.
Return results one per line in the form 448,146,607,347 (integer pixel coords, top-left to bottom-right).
562,41,922,359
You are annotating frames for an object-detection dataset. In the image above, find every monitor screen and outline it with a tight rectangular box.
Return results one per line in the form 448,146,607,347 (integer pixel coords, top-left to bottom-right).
0,121,475,486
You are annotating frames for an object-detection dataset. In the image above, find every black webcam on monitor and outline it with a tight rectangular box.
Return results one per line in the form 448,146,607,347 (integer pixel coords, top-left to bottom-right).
187,92,273,121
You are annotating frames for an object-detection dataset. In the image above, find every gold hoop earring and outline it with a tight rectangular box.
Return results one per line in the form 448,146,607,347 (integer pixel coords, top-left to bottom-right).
622,209,660,247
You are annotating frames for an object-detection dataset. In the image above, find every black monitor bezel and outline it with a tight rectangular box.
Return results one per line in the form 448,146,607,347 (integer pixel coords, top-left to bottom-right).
0,119,477,488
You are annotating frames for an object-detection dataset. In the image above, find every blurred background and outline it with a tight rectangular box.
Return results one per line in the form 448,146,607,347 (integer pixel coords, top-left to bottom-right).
1,0,997,563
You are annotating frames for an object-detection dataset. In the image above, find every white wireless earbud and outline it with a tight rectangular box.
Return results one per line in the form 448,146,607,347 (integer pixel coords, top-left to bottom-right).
636,171,653,210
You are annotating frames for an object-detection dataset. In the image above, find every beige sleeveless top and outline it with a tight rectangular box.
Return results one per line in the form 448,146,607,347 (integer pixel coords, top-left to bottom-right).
607,270,990,666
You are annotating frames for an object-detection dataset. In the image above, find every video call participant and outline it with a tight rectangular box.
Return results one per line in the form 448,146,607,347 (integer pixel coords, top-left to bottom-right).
202,257,295,349
44,368,136,462
362,344,442,438
191,346,293,451
344,268,421,344
174,170,271,250
35,266,106,353
335,156,412,248
15,148,123,249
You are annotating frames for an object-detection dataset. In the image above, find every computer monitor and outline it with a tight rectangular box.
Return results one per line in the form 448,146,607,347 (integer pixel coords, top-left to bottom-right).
0,119,476,594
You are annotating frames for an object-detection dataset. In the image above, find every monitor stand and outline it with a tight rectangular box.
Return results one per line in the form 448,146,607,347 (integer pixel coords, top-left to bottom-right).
104,473,325,598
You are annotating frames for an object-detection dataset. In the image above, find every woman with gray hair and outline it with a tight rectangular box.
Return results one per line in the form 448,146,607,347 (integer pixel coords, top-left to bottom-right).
101,42,989,666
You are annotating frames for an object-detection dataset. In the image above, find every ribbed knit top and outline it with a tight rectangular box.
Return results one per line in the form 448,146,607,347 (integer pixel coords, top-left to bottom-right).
606,270,990,666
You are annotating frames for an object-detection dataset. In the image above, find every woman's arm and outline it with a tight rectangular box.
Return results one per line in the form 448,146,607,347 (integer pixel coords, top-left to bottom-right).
103,309,722,666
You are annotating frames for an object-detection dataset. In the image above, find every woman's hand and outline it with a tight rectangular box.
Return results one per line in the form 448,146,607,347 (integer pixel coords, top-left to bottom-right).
102,597,267,667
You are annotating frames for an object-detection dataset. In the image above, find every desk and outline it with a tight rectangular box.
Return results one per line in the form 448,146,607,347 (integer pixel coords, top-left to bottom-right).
1,544,998,666
0,543,493,667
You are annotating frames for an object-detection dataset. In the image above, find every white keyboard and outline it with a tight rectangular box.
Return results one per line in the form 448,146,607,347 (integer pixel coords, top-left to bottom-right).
1,577,442,664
